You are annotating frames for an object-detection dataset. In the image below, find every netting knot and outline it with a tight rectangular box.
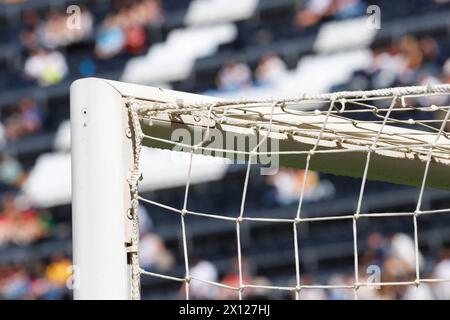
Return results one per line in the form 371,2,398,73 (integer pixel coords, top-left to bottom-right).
128,170,143,186
337,98,346,113
130,199,139,209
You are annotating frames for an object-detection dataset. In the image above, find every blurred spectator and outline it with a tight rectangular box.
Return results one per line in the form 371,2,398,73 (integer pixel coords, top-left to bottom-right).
3,99,43,142
295,0,334,28
0,194,53,246
327,274,356,300
95,15,126,59
218,256,254,299
24,49,68,86
0,154,26,189
266,169,335,206
22,9,41,30
360,232,389,268
295,0,365,28
389,233,424,272
183,258,219,299
129,0,164,27
4,113,24,142
297,274,327,300
19,9,41,50
45,254,71,287
216,60,252,92
95,0,163,59
139,231,174,271
419,36,442,69
0,255,71,300
138,205,174,271
398,36,424,81
20,28,40,51
44,253,72,299
138,204,154,234
37,7,94,49
255,53,287,86
17,98,43,136
380,257,413,299
0,265,30,299
124,25,148,55
333,0,366,20
403,282,434,300
246,276,272,299
371,44,409,88
433,248,450,299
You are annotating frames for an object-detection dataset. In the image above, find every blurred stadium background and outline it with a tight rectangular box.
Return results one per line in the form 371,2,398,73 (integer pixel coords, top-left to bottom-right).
1,0,450,300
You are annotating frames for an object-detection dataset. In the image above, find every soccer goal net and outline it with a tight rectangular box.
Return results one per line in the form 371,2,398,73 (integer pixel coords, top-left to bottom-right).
70,78,450,300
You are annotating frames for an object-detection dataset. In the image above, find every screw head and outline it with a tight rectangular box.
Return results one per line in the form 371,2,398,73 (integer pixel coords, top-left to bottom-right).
126,127,132,138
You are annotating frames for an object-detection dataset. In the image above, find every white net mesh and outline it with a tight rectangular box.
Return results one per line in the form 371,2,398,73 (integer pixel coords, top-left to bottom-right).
125,84,450,300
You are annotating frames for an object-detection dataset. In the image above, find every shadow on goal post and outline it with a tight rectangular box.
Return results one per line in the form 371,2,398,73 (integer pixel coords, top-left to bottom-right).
70,77,450,300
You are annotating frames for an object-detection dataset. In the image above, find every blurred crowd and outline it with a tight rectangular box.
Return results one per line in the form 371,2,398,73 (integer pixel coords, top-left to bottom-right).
0,194,53,246
215,33,450,94
17,0,163,87
0,253,72,299
1,98,44,145
1,0,450,300
178,233,450,300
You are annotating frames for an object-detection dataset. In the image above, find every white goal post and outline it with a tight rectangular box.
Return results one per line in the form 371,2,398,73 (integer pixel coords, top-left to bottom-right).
70,78,219,299
70,77,450,300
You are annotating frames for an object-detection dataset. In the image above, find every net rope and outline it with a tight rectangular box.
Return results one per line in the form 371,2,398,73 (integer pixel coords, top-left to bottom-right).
126,84,450,300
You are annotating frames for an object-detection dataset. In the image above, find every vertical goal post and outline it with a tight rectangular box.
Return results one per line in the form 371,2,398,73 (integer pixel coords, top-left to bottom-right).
71,77,450,300
70,78,220,299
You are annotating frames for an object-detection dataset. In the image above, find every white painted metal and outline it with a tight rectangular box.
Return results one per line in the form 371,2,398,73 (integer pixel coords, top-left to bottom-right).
71,78,131,299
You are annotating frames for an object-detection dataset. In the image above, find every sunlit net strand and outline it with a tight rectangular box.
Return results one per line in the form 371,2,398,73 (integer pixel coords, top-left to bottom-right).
138,116,450,161
137,196,450,222
141,133,450,159
126,84,450,300
137,102,450,129
134,98,450,163
136,96,450,132
138,107,450,127
139,268,450,292
138,101,450,117
131,84,450,111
